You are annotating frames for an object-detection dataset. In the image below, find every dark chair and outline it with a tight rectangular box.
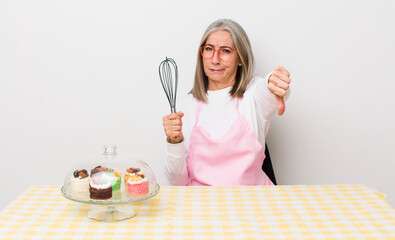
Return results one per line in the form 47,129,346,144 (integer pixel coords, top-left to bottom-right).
263,143,277,185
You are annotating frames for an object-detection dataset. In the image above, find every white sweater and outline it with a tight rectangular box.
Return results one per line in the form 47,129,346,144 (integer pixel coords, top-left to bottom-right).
165,74,281,186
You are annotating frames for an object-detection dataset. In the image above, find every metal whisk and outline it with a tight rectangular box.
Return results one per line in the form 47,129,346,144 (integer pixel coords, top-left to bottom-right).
159,57,178,113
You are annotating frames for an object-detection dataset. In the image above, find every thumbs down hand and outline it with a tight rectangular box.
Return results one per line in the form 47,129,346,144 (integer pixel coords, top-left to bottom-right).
267,66,291,116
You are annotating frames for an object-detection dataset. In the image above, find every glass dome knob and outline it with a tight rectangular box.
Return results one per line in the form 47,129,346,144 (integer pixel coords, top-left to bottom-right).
103,144,117,155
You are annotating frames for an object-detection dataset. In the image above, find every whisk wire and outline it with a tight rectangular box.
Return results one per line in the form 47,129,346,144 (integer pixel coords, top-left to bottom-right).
159,57,178,113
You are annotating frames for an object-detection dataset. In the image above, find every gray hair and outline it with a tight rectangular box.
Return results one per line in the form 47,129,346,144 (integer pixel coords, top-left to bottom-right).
190,19,255,102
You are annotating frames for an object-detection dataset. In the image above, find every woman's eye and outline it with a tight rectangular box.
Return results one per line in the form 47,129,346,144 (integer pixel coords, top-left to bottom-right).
205,46,213,51
221,48,232,54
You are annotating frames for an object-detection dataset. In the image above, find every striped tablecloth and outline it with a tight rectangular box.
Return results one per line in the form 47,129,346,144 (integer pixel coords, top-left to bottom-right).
0,185,394,239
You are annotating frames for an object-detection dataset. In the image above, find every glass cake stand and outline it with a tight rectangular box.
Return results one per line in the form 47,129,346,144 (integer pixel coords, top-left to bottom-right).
61,144,160,222
61,183,160,221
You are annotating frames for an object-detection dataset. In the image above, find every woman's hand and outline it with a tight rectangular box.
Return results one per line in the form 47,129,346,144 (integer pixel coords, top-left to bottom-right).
268,66,291,116
163,112,184,144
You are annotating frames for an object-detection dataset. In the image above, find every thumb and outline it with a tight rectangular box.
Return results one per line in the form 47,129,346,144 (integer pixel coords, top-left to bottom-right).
276,96,285,116
176,111,184,118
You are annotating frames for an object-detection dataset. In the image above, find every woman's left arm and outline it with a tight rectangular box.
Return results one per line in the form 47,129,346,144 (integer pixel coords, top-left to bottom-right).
251,66,291,123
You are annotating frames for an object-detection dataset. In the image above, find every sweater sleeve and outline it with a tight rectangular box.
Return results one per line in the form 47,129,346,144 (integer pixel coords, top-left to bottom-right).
164,141,188,186
250,73,291,137
251,73,279,121
164,96,192,186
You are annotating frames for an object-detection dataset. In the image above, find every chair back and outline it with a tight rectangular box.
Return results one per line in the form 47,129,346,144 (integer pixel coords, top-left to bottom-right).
262,143,277,185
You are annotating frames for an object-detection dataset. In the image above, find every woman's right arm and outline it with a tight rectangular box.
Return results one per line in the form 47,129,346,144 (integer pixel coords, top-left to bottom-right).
163,112,189,185
165,141,188,186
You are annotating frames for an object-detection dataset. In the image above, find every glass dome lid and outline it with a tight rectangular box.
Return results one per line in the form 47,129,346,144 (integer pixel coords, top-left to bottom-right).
62,144,159,204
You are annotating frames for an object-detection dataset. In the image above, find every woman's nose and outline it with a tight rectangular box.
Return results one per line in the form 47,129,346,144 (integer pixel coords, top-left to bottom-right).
211,50,220,64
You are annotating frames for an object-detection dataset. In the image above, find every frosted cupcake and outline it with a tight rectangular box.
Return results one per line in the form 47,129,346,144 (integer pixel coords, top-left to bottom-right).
69,169,90,197
89,171,112,200
125,168,149,195
104,169,122,191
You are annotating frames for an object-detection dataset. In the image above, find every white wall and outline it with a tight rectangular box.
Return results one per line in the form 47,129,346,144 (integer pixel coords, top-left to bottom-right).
1,0,394,210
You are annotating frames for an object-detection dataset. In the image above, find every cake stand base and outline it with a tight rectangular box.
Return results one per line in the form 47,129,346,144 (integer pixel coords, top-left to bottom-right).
87,205,136,221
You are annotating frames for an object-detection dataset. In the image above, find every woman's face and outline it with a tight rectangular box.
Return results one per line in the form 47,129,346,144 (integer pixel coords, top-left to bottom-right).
203,30,240,91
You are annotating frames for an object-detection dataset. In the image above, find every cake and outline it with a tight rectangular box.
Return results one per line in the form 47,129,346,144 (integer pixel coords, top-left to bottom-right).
69,169,90,197
91,165,107,176
100,168,122,191
106,169,122,191
125,168,149,195
89,171,112,200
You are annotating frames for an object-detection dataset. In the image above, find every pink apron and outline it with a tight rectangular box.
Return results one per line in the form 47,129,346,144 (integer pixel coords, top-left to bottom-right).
186,98,274,186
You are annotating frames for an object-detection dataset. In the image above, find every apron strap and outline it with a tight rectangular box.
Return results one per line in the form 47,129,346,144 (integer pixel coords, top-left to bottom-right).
195,101,204,126
233,97,239,109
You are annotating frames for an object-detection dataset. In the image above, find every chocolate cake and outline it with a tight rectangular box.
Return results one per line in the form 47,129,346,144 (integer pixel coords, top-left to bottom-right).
89,171,112,200
89,183,112,200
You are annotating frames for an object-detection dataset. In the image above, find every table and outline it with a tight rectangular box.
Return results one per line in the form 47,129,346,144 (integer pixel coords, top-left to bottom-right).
0,185,394,239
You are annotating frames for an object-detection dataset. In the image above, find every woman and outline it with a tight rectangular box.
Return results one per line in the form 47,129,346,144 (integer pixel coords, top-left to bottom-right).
163,19,291,186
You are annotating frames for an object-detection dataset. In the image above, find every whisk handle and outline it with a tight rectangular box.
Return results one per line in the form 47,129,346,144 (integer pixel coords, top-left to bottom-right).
170,107,179,142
